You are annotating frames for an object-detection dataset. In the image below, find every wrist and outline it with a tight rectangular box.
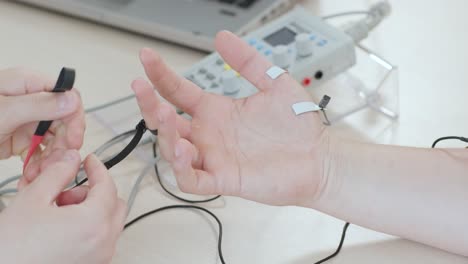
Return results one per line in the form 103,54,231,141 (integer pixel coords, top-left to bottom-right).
301,130,345,210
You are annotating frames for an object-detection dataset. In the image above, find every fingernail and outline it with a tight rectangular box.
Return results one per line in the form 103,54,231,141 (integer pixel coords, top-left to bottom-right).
140,48,152,62
63,150,78,161
87,154,103,167
131,78,143,91
57,93,75,113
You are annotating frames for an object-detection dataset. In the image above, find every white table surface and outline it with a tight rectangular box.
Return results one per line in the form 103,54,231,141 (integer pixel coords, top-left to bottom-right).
1,0,468,263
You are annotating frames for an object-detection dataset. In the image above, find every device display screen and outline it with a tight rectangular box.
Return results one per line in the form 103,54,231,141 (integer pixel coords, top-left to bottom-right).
263,27,297,46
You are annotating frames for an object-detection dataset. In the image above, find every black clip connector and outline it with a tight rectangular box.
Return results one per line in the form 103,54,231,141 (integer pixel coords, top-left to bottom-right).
137,119,158,136
53,68,76,93
319,95,331,109
136,119,147,132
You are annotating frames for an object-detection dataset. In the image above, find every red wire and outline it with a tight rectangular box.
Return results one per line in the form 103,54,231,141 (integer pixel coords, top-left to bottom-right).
23,135,44,173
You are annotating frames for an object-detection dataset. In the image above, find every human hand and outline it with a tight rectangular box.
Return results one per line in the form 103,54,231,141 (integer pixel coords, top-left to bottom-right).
0,68,85,189
0,149,126,264
132,31,330,207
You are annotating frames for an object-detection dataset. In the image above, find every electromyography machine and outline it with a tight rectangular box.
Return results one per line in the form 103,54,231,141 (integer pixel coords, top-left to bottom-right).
184,7,357,99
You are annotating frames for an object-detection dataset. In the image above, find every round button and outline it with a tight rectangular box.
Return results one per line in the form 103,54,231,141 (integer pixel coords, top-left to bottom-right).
221,71,241,95
296,33,314,57
272,45,290,68
248,39,257,46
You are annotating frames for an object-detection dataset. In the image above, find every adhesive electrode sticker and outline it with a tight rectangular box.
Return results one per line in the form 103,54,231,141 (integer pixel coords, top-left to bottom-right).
292,102,321,115
266,66,287,79
265,66,320,116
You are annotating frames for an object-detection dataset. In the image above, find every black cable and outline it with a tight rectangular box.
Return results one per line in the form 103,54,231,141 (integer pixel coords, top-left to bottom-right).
152,142,222,203
76,120,148,187
103,121,146,169
295,136,465,263
431,136,468,148
103,129,138,148
74,129,137,185
72,117,349,264
129,142,350,264
314,222,350,264
124,204,225,264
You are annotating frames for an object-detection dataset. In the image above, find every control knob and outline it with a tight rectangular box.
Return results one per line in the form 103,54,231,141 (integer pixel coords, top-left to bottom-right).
221,71,241,95
272,45,291,68
295,33,314,57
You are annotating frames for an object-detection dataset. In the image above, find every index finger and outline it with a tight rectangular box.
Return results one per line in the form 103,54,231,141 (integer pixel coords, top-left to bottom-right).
131,78,191,138
215,31,294,91
139,48,205,115
0,68,55,95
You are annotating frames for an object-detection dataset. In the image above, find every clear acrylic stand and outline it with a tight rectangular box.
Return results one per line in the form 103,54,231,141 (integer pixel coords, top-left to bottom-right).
308,44,399,144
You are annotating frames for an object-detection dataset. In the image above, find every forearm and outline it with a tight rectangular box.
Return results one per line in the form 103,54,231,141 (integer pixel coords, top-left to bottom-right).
313,136,468,256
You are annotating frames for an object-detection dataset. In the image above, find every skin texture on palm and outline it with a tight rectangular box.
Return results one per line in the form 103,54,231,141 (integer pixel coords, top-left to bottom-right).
133,31,468,256
132,31,329,206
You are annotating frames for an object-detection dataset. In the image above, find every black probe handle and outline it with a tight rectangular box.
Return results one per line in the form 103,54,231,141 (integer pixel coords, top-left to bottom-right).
34,68,76,136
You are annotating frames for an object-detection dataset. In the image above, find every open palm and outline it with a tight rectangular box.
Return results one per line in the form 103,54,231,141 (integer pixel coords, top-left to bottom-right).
133,31,329,206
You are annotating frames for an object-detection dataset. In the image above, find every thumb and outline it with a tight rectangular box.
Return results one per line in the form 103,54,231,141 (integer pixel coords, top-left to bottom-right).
0,91,79,130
